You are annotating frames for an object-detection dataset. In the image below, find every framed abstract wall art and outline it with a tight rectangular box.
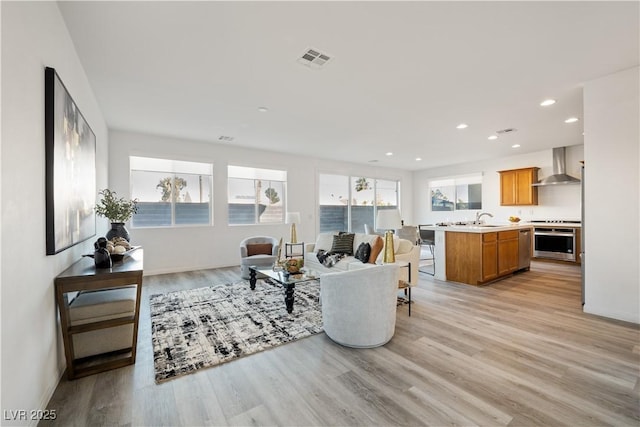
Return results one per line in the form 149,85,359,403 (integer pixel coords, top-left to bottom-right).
45,67,96,255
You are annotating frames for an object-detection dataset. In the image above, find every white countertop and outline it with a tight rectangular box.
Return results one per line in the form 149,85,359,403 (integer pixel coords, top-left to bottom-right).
422,223,534,233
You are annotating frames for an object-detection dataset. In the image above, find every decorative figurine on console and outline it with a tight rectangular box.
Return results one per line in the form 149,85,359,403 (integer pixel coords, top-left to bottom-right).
93,237,112,269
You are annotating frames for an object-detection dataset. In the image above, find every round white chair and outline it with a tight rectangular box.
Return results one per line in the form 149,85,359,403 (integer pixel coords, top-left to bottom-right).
239,236,279,279
320,263,399,348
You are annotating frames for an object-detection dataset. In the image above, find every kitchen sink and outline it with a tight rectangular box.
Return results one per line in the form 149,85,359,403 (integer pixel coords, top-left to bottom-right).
450,224,504,229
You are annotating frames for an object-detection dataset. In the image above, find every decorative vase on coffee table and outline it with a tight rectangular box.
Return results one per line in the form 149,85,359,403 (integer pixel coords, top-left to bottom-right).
106,222,131,242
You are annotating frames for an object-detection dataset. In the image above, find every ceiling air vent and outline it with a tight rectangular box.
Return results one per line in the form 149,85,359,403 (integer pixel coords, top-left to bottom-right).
297,48,332,69
496,128,518,134
218,135,234,142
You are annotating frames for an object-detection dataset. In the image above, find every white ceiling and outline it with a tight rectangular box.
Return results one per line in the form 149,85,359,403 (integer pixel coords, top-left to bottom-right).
58,1,639,170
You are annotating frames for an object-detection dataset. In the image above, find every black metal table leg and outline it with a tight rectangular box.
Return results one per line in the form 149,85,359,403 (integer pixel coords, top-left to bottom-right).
284,283,295,313
404,262,412,316
249,268,257,290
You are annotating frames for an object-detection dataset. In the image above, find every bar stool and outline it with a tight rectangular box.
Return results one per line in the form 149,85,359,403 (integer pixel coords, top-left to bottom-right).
418,225,435,276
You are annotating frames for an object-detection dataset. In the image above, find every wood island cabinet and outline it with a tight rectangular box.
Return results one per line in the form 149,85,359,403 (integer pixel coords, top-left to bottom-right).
445,231,498,285
481,233,498,282
498,167,539,206
446,229,525,286
497,230,519,275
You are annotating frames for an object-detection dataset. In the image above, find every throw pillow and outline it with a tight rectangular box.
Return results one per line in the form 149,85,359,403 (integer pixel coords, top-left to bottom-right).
246,243,272,256
316,250,345,267
354,242,371,263
368,236,384,263
317,249,329,264
353,233,380,251
331,233,355,255
314,233,336,252
397,238,414,254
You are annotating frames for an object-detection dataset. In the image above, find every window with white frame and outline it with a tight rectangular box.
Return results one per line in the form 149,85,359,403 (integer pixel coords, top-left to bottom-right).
130,156,213,227
228,165,286,225
430,174,482,211
319,173,400,233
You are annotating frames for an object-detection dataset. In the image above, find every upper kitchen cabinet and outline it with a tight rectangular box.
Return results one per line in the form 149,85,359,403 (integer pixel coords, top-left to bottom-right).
498,167,539,206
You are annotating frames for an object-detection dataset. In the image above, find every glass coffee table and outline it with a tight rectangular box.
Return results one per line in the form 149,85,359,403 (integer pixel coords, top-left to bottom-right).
248,266,318,313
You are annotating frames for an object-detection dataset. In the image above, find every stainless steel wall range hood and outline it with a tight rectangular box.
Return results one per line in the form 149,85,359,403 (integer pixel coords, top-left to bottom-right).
532,147,581,186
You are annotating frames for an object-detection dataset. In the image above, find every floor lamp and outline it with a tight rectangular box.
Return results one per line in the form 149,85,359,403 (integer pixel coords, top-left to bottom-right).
376,209,402,263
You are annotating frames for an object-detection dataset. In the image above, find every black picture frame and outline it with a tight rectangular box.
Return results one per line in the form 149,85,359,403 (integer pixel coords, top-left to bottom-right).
45,67,96,255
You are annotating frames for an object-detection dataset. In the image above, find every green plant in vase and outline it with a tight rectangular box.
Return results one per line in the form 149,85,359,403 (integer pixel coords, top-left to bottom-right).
95,189,139,242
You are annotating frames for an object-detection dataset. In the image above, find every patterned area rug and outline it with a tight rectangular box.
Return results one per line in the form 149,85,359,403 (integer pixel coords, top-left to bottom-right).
150,279,322,382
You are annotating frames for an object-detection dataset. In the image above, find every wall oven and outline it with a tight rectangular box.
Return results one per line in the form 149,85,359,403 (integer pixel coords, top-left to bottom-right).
533,226,576,262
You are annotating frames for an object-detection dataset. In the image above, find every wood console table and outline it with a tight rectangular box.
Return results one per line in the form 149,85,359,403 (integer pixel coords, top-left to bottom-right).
55,249,143,379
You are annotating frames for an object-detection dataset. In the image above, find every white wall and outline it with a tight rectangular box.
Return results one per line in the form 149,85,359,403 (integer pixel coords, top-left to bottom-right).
583,67,639,324
1,2,109,424
109,130,413,275
412,145,584,225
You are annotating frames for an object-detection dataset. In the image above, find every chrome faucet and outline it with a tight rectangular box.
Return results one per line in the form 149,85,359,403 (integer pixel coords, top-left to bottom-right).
475,212,494,224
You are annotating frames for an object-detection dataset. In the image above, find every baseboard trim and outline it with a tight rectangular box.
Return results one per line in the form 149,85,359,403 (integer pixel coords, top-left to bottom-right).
144,263,238,276
34,365,66,427
583,303,640,325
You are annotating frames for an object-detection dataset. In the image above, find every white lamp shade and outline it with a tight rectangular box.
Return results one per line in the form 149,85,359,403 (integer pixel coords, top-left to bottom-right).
376,209,402,230
285,212,301,224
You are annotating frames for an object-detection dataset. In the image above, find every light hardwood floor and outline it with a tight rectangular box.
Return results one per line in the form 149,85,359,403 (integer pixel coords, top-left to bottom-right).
42,261,639,426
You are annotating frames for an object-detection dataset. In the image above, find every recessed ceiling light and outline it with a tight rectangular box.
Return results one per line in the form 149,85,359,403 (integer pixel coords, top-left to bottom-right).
488,135,498,140
540,99,556,107
415,157,422,161
564,117,579,123
385,152,393,156
258,106,269,112
512,144,521,148
456,123,468,129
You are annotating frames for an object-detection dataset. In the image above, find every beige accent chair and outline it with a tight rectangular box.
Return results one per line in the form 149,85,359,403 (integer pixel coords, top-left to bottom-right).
239,236,279,279
320,263,400,348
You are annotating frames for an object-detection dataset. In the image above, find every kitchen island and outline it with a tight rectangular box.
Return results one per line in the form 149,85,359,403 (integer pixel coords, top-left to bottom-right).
422,224,533,286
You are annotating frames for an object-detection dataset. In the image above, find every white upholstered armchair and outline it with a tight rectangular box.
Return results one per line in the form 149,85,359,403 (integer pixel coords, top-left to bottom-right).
320,263,400,348
239,236,279,279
